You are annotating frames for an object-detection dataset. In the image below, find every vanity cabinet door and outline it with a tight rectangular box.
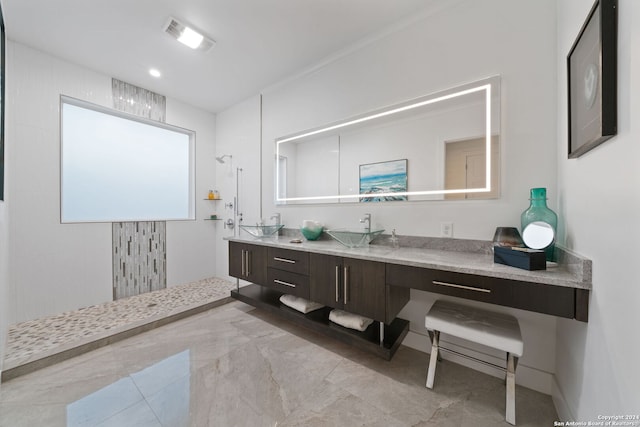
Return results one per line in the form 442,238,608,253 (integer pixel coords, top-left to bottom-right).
309,253,386,323
343,258,385,323
229,242,267,285
309,253,343,309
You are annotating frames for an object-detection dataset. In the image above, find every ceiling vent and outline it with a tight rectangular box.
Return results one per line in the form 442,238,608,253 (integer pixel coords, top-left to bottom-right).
164,17,216,52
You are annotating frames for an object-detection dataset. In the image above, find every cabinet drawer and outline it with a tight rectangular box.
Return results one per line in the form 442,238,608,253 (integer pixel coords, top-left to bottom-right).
266,268,310,299
386,263,575,319
267,247,309,275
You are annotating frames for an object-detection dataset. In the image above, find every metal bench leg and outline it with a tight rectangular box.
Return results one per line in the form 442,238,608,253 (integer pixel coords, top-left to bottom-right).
426,330,440,389
506,353,517,425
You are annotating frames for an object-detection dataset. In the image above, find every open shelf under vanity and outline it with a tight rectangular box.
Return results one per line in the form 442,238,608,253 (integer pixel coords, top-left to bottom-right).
231,284,410,360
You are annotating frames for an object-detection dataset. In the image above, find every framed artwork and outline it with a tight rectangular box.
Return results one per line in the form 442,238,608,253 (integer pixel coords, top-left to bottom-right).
567,0,617,159
359,159,407,202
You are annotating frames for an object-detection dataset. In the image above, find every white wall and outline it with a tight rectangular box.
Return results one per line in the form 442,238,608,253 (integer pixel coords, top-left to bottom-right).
5,41,217,324
261,0,558,239
0,43,13,380
0,182,8,379
241,0,558,393
555,0,640,419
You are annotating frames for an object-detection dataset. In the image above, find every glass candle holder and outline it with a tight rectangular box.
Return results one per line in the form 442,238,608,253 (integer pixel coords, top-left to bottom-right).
492,227,524,250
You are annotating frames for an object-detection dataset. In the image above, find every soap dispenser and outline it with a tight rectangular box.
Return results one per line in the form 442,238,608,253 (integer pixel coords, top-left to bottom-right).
390,229,400,249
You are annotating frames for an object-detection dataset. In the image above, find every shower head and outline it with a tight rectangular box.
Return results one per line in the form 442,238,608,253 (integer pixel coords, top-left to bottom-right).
216,154,232,164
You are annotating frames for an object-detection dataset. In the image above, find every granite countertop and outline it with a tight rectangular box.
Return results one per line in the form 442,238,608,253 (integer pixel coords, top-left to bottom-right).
226,234,592,290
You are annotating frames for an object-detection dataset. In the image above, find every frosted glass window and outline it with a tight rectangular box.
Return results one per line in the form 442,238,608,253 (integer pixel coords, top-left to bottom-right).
61,96,195,223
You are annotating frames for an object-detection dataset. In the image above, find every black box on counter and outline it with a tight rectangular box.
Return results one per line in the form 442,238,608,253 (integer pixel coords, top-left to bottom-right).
493,246,546,271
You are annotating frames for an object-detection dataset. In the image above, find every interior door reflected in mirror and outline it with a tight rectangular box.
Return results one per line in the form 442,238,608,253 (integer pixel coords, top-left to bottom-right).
275,76,501,204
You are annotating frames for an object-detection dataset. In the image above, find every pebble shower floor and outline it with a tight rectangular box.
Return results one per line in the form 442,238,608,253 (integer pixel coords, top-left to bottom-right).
3,277,237,377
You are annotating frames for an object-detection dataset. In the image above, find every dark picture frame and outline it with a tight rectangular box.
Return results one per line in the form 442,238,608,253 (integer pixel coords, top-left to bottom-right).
567,0,617,159
0,5,4,200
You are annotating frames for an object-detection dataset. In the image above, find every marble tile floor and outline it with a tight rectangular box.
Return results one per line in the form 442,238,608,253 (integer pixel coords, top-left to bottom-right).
0,300,559,426
2,277,238,381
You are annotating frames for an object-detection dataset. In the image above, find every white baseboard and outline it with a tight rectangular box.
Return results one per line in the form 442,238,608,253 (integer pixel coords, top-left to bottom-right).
402,330,554,395
551,376,574,421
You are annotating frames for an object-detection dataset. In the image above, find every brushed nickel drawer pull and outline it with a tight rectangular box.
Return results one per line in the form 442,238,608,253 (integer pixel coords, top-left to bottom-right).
344,266,349,303
335,266,340,302
274,279,296,288
273,257,296,264
432,280,491,293
241,250,246,276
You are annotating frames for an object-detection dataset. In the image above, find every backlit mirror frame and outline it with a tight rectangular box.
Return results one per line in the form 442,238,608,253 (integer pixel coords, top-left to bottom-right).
275,76,500,204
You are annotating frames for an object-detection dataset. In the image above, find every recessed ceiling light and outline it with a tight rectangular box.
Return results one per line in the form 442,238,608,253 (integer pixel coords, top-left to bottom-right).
149,68,161,78
164,17,215,52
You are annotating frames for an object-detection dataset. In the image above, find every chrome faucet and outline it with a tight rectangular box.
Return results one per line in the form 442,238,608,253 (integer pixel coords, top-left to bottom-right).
359,213,371,233
270,213,281,226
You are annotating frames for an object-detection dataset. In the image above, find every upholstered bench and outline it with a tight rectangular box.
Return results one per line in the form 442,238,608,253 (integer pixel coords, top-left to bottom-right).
425,300,523,425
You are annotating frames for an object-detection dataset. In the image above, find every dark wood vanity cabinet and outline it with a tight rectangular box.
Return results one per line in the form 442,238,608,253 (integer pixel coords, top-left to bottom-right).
229,244,409,325
229,238,588,360
230,243,312,299
386,263,577,319
229,241,267,285
309,253,402,324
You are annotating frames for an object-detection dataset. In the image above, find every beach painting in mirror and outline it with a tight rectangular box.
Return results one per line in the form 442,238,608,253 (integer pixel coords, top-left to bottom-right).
359,159,408,202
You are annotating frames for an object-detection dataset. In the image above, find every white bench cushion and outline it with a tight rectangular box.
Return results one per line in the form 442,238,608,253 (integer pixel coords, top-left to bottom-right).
425,300,523,357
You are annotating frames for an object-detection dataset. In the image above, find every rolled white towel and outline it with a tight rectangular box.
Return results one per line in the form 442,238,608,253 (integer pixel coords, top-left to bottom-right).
279,294,324,314
329,309,373,332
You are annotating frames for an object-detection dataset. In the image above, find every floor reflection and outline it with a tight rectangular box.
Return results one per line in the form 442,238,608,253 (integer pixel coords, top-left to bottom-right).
66,350,190,427
0,302,559,427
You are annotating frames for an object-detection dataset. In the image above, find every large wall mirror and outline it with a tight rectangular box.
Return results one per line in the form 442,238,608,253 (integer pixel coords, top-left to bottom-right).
275,76,500,204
